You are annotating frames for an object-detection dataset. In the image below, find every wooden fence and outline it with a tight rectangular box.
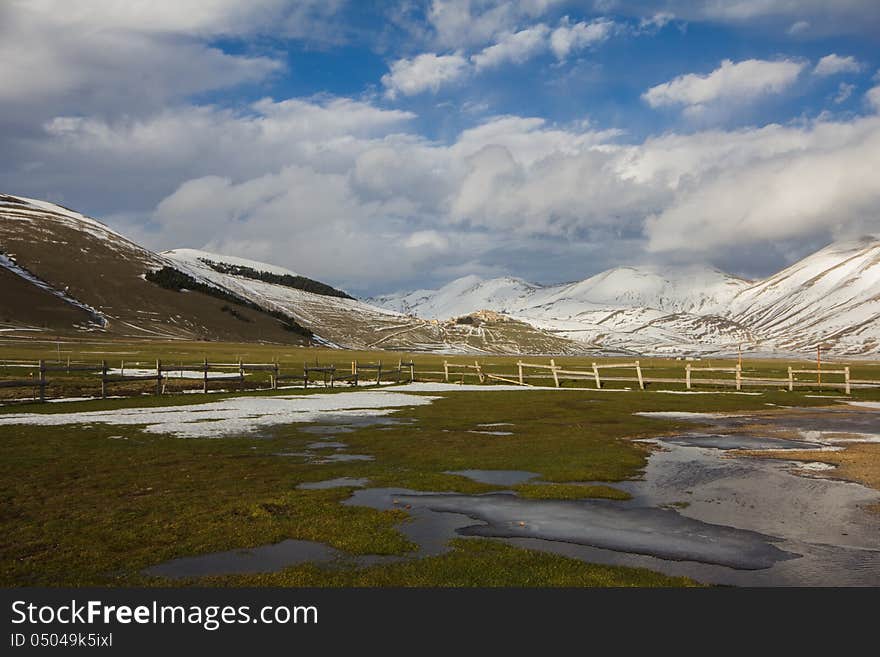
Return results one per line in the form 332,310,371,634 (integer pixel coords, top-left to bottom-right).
0,357,419,402
0,356,875,404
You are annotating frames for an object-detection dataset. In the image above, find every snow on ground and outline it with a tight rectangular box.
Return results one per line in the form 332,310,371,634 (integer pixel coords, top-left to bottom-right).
0,252,106,326
107,368,241,380
849,401,880,410
162,248,300,278
396,382,565,392
0,391,439,439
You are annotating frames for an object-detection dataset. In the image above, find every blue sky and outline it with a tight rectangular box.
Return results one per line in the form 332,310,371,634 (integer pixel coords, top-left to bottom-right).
1,1,879,294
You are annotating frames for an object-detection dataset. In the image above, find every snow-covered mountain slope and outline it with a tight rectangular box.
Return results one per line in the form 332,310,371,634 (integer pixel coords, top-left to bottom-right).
726,237,880,354
163,249,583,354
371,241,880,356
370,275,539,318
373,265,750,319
163,248,300,278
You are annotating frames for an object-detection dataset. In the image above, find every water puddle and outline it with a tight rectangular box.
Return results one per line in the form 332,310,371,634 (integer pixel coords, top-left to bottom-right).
657,433,820,451
146,403,880,585
468,430,514,436
306,441,348,449
298,477,369,490
446,470,539,486
314,454,374,463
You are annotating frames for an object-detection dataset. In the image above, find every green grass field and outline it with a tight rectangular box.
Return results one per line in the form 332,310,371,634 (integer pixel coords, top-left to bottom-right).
1,338,878,587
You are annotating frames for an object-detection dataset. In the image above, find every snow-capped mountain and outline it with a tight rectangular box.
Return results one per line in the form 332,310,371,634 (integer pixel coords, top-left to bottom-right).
4,193,879,356
372,265,750,319
371,240,880,356
726,237,880,353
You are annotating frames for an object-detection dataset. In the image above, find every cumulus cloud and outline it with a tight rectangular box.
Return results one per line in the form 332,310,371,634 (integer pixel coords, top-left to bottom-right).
595,1,880,35
471,24,550,70
382,52,470,98
813,53,863,77
868,86,880,112
427,0,563,49
8,90,880,292
643,58,805,115
0,0,347,122
550,17,615,60
644,116,880,253
834,83,856,104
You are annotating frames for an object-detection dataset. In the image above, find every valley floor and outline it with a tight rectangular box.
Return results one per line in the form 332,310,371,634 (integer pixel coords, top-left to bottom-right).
1,344,879,587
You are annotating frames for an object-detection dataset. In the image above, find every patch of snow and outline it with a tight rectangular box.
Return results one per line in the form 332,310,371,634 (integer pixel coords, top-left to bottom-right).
0,390,439,439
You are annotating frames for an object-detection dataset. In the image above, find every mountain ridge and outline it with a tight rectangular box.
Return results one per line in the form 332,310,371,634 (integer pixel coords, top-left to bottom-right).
3,193,879,355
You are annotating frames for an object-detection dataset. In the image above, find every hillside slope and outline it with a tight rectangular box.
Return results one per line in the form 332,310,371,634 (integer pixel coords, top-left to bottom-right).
0,195,311,344
163,249,586,354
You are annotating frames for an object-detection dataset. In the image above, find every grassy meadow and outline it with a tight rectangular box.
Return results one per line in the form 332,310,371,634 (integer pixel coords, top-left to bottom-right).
1,337,879,587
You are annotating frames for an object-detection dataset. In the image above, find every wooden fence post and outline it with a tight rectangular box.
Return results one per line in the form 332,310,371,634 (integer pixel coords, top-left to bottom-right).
376,362,382,386
273,361,279,390
203,357,209,393
156,360,162,396
550,359,559,388
787,366,794,392
303,364,309,389
100,360,107,399
635,360,644,390
397,360,402,384
443,360,449,383
518,361,524,386
735,364,742,391
845,367,851,395
475,360,485,384
592,362,601,389
238,358,244,391
685,364,691,390
409,361,415,382
38,359,46,402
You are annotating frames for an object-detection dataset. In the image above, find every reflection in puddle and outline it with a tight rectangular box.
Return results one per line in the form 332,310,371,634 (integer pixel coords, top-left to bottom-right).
298,477,369,490
306,441,348,449
447,470,538,486
300,415,413,436
315,454,373,463
658,433,819,451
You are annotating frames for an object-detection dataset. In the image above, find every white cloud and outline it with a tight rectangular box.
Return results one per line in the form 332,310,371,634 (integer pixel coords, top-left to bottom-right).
813,53,863,77
471,24,550,70
0,0,347,119
9,97,880,292
643,58,805,114
550,17,615,60
382,53,470,98
787,20,810,35
644,116,880,253
599,1,880,36
868,86,880,112
427,0,563,49
834,82,856,104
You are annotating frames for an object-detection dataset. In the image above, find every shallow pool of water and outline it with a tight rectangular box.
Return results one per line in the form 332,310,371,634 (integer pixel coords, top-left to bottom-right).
446,470,539,486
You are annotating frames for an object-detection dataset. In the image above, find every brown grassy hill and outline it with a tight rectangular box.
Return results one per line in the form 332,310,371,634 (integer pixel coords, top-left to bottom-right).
0,195,310,345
